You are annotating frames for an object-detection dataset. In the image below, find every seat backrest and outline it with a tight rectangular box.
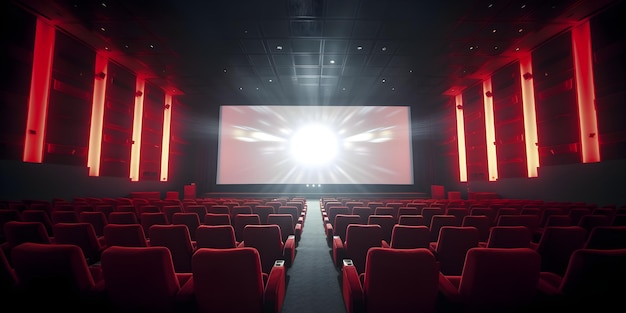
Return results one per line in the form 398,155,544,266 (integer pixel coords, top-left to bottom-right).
461,215,491,242
584,226,626,250
421,207,445,227
277,206,299,227
539,208,565,227
345,224,383,274
195,225,237,249
140,212,168,236
578,215,612,237
108,212,138,224
397,207,420,218
149,224,194,273
368,215,394,243
333,214,361,242
497,214,540,233
485,226,532,248
207,204,229,214
11,242,95,297
390,225,430,249
101,246,182,312
458,247,541,310
52,222,103,264
568,208,592,225
184,205,207,220
234,214,261,242
351,207,372,225
397,215,425,226
429,215,461,242
364,248,439,313
230,206,253,223
446,208,469,222
20,210,53,236
469,207,496,225
373,207,395,220
203,213,231,226
78,211,108,237
192,247,265,313
51,211,79,224
535,226,587,275
171,212,201,240
103,224,148,247
544,215,572,227
435,226,479,275
4,221,51,248
162,205,183,223
242,225,283,274
267,214,294,242
327,206,351,227
253,205,275,224
559,248,626,298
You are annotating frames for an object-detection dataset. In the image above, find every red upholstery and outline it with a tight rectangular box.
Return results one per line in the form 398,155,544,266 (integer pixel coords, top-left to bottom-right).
51,211,78,224
195,225,237,249
78,211,108,237
429,215,461,242
267,213,296,243
140,212,168,236
108,212,138,224
531,226,586,275
368,215,395,244
191,247,285,313
230,205,253,224
483,226,532,248
11,242,101,309
352,207,372,224
390,225,430,249
149,224,196,273
21,210,54,236
343,247,439,313
234,214,261,243
584,226,626,249
203,213,231,225
330,214,362,243
184,204,207,220
277,205,301,227
462,215,491,243
334,224,386,273
171,212,201,241
439,247,542,312
253,205,275,224
103,224,148,247
421,207,445,227
241,224,295,272
101,246,193,312
162,205,183,224
429,226,479,275
2,221,52,264
538,248,626,310
53,222,105,264
398,215,425,226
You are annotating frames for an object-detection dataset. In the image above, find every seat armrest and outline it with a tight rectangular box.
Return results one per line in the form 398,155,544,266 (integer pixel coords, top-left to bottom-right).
342,262,364,313
283,236,296,267
325,223,334,241
295,223,302,243
177,276,196,310
264,261,286,313
237,241,245,248
438,273,462,303
381,240,389,248
332,236,345,268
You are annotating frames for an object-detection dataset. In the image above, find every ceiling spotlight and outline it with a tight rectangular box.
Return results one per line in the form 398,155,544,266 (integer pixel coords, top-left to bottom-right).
104,46,110,51
101,2,107,7
494,46,499,50
409,69,413,73
223,68,227,73
381,78,386,83
268,79,273,83
521,4,526,9
518,28,524,33
329,60,335,64
149,44,154,49
124,44,129,49
356,46,363,50
381,46,387,52
342,87,346,91
515,47,520,51
239,87,243,90
391,87,395,91
100,27,106,32
488,3,494,8
256,87,259,90
276,45,283,50
469,46,474,50
492,29,497,33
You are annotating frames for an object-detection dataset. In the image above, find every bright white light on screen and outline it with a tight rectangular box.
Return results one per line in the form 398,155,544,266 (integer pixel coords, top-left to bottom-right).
290,125,338,165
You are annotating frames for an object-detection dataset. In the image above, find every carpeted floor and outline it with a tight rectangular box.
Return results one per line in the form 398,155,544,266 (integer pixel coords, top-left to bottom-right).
281,199,346,313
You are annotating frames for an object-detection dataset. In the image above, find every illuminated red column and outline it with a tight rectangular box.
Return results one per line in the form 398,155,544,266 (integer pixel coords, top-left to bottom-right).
160,93,172,181
87,52,108,176
572,20,601,163
130,78,145,181
519,56,540,177
455,94,468,182
483,78,498,181
23,18,55,163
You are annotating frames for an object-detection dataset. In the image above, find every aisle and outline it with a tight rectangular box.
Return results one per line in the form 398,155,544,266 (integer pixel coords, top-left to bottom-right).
281,199,346,313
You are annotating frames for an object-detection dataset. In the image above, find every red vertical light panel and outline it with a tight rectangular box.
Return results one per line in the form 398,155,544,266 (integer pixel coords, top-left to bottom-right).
23,18,55,163
571,20,601,163
483,78,498,181
455,94,468,182
87,52,108,176
160,93,172,181
130,78,145,181
519,56,540,177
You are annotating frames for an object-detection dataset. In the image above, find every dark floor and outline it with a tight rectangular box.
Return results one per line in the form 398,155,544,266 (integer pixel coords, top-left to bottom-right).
281,199,346,313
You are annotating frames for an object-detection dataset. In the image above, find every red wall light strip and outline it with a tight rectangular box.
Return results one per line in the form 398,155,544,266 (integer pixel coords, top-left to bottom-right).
23,18,55,163
572,20,601,163
160,93,172,181
129,78,145,182
483,78,498,181
455,94,468,182
519,56,540,177
87,52,108,176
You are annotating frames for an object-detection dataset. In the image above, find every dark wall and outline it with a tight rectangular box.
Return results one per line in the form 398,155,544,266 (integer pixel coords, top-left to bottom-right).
0,159,184,201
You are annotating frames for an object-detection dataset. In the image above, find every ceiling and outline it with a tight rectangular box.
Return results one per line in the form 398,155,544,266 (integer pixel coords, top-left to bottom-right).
13,0,620,112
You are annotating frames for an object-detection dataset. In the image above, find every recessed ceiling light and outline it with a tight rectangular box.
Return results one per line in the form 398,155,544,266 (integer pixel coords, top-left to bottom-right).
276,45,283,50
268,79,273,83
244,30,248,34
518,28,524,33
256,87,259,90
494,46,499,50
239,87,243,90
492,29,497,33
409,69,413,73
382,78,386,83
356,46,363,50
488,3,493,8
149,44,154,49
330,60,335,64
101,2,107,7
342,87,346,91
521,4,526,9
381,46,387,52
391,87,395,91
100,27,106,31
223,68,227,73
515,47,520,51
104,46,109,51
124,44,129,49
469,46,474,50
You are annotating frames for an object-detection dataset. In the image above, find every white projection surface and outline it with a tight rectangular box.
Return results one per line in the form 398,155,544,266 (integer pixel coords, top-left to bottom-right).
216,106,414,185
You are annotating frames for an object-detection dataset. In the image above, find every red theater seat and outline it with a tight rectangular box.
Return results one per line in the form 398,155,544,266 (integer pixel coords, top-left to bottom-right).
333,224,387,273
195,225,238,249
190,247,286,313
149,224,196,273
240,224,295,272
342,247,439,313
